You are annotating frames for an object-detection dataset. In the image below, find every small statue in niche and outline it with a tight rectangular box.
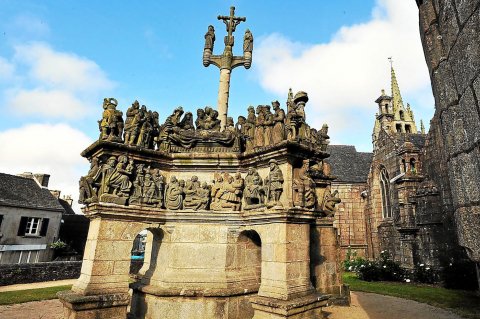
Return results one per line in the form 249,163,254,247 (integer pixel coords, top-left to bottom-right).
293,160,316,209
99,98,123,142
78,157,100,204
322,189,341,217
271,100,286,144
204,25,216,51
244,168,266,209
265,160,284,207
165,176,184,210
243,29,253,53
263,105,274,146
254,105,265,148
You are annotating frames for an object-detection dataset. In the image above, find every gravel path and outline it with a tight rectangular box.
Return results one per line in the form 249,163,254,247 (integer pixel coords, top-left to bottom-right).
0,291,465,319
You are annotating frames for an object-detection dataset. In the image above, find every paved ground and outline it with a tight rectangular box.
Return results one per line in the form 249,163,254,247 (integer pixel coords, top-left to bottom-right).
0,279,76,293
0,281,465,319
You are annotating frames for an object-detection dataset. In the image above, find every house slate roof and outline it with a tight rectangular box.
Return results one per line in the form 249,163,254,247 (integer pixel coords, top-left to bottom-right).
0,173,64,211
326,145,373,183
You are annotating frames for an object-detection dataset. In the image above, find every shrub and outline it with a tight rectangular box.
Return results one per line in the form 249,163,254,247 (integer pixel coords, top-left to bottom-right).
356,251,405,282
343,247,368,272
413,264,436,284
49,240,68,250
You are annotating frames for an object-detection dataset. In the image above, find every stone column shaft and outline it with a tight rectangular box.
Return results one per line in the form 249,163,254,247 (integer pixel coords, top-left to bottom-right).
217,68,231,131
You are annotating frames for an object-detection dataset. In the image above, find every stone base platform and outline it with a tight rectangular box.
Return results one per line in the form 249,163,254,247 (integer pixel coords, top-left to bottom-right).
250,294,329,319
57,291,130,319
129,288,255,319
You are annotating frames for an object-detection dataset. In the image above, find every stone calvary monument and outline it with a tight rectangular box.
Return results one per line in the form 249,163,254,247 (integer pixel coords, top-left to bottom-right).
58,7,346,319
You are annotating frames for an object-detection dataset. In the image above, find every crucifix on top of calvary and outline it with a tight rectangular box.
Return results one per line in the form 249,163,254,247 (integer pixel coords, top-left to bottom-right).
203,6,253,131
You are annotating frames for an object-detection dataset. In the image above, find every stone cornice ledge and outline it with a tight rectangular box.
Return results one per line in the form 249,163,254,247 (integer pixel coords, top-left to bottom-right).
82,203,319,225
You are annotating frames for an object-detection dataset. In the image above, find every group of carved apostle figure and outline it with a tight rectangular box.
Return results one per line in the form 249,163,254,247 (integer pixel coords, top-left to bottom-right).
80,156,290,211
97,90,330,153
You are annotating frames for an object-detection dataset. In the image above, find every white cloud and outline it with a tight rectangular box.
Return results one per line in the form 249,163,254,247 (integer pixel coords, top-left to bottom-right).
254,0,434,151
0,57,15,80
1,42,115,119
14,42,114,93
7,88,89,118
0,123,93,213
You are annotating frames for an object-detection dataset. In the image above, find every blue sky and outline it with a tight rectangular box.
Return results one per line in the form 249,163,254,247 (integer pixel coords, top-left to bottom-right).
0,0,434,210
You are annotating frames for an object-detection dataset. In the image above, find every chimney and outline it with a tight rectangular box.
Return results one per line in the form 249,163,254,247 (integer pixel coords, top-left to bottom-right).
50,190,61,198
33,174,50,188
62,195,73,206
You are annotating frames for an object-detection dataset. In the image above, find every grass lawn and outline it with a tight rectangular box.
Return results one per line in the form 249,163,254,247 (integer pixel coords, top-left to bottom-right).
0,285,72,305
344,272,480,319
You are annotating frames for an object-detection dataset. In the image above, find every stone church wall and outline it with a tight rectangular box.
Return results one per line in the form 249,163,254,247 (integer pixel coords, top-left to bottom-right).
417,0,480,264
332,182,368,260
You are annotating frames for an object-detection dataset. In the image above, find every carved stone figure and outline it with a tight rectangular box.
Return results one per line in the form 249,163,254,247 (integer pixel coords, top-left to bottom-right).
293,160,316,209
225,117,235,133
94,155,133,205
152,169,165,207
263,105,274,146
165,176,184,210
272,101,286,144
254,105,265,148
244,106,256,152
265,160,284,207
184,176,208,210
244,168,266,209
137,109,153,148
287,92,310,140
78,157,100,204
99,98,123,142
204,25,216,51
243,29,253,53
130,164,145,205
323,189,341,217
195,108,207,130
211,172,244,211
124,100,140,144
179,112,195,131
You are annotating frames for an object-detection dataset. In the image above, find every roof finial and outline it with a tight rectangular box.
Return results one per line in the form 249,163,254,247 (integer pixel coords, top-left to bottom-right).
420,120,425,134
388,56,393,69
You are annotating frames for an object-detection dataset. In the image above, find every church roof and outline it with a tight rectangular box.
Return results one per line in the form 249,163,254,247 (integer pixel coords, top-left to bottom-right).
326,145,373,183
0,173,64,211
396,133,427,150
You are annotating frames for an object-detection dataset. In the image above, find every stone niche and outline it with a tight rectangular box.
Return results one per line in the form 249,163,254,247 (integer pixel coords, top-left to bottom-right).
59,94,346,319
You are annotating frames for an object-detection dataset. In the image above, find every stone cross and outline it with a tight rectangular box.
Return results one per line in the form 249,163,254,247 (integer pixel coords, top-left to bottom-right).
203,6,253,131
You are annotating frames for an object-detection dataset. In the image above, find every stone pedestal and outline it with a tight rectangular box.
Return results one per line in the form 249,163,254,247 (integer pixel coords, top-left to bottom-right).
250,294,328,319
57,291,130,319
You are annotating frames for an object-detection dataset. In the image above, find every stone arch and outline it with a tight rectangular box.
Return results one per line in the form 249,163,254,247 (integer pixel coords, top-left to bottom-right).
226,229,262,292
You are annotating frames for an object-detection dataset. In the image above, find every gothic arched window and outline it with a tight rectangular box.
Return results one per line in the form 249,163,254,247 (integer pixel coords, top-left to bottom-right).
379,167,392,219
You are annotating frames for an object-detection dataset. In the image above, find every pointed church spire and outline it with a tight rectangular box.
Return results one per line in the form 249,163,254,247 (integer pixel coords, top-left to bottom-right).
390,63,404,113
